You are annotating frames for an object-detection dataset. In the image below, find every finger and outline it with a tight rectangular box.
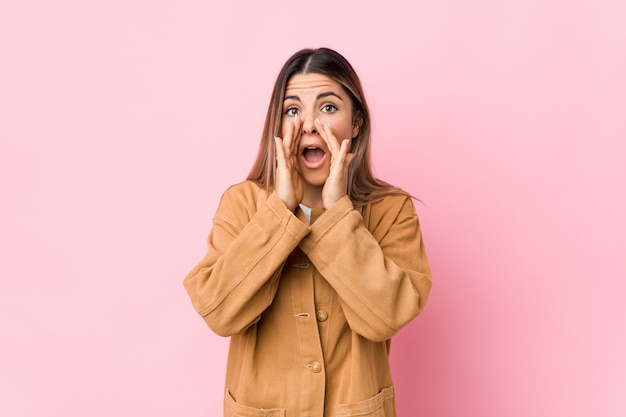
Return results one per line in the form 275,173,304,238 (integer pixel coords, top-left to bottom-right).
285,115,303,159
345,146,355,167
339,138,352,161
331,138,352,169
282,117,295,155
290,115,302,157
274,136,286,166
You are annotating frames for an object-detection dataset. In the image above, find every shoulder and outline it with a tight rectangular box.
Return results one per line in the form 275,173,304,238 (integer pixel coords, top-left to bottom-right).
221,180,266,201
216,180,269,219
368,188,415,214
222,180,267,201
360,188,418,234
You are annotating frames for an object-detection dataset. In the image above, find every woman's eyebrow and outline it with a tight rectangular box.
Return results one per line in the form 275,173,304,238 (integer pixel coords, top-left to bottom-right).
317,91,343,101
283,91,344,102
284,95,300,102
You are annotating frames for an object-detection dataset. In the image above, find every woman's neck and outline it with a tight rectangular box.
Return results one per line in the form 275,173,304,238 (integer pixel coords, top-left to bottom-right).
301,183,324,209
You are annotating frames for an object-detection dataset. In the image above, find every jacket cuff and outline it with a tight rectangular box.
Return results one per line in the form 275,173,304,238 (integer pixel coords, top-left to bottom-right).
299,195,354,251
264,191,311,241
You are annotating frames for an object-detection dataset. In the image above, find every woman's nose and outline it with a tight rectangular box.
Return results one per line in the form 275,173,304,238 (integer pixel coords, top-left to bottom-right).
301,111,318,135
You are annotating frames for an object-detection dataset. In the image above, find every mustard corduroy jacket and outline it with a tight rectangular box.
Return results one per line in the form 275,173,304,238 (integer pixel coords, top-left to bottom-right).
184,180,432,416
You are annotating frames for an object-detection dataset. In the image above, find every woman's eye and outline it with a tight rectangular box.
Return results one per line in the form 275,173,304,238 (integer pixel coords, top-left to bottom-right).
321,104,337,113
285,107,300,117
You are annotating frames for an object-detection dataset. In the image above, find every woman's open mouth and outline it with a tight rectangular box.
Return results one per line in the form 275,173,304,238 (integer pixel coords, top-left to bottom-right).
301,146,326,169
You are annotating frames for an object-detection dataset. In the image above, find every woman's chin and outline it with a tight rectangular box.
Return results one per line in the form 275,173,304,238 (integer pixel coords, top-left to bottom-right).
298,163,329,187
301,172,329,189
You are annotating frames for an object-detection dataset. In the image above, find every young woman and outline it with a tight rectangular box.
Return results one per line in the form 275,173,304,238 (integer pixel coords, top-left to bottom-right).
183,47,432,417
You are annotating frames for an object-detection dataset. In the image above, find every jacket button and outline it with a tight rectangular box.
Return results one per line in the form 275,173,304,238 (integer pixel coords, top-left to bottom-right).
311,361,321,373
316,310,328,322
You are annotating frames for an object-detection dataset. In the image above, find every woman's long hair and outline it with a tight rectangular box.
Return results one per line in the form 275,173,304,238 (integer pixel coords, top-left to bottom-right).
247,47,404,207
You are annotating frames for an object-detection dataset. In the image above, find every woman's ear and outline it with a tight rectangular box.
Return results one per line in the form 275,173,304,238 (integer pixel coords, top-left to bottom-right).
352,114,363,138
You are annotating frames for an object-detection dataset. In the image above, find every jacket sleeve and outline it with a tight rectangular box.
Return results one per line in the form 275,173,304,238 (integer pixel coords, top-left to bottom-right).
183,188,310,336
298,194,432,342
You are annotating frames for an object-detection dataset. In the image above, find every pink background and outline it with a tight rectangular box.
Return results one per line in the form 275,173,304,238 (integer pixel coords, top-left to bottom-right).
1,1,625,416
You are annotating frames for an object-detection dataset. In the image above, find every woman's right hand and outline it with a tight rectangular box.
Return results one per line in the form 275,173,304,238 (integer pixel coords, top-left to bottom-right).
274,115,303,212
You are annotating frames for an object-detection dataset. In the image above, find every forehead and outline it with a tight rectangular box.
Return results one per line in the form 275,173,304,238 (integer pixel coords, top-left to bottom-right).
285,73,345,96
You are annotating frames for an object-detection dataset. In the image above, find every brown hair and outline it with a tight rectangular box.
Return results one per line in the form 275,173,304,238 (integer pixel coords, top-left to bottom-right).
247,47,405,206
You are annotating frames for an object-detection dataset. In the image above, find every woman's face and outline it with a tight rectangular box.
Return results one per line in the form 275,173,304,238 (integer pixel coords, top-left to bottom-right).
281,73,360,188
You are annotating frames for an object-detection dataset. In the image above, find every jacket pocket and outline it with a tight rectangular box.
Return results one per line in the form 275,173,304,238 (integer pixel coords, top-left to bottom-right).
334,386,395,416
224,389,286,417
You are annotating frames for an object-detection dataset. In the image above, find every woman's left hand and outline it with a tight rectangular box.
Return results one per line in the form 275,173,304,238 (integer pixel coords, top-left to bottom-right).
316,118,355,209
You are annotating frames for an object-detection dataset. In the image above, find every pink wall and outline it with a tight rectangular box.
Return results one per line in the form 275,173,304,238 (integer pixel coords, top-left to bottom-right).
1,1,624,416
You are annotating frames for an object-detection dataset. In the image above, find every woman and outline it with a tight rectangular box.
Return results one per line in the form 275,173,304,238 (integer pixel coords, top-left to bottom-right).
183,47,432,417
